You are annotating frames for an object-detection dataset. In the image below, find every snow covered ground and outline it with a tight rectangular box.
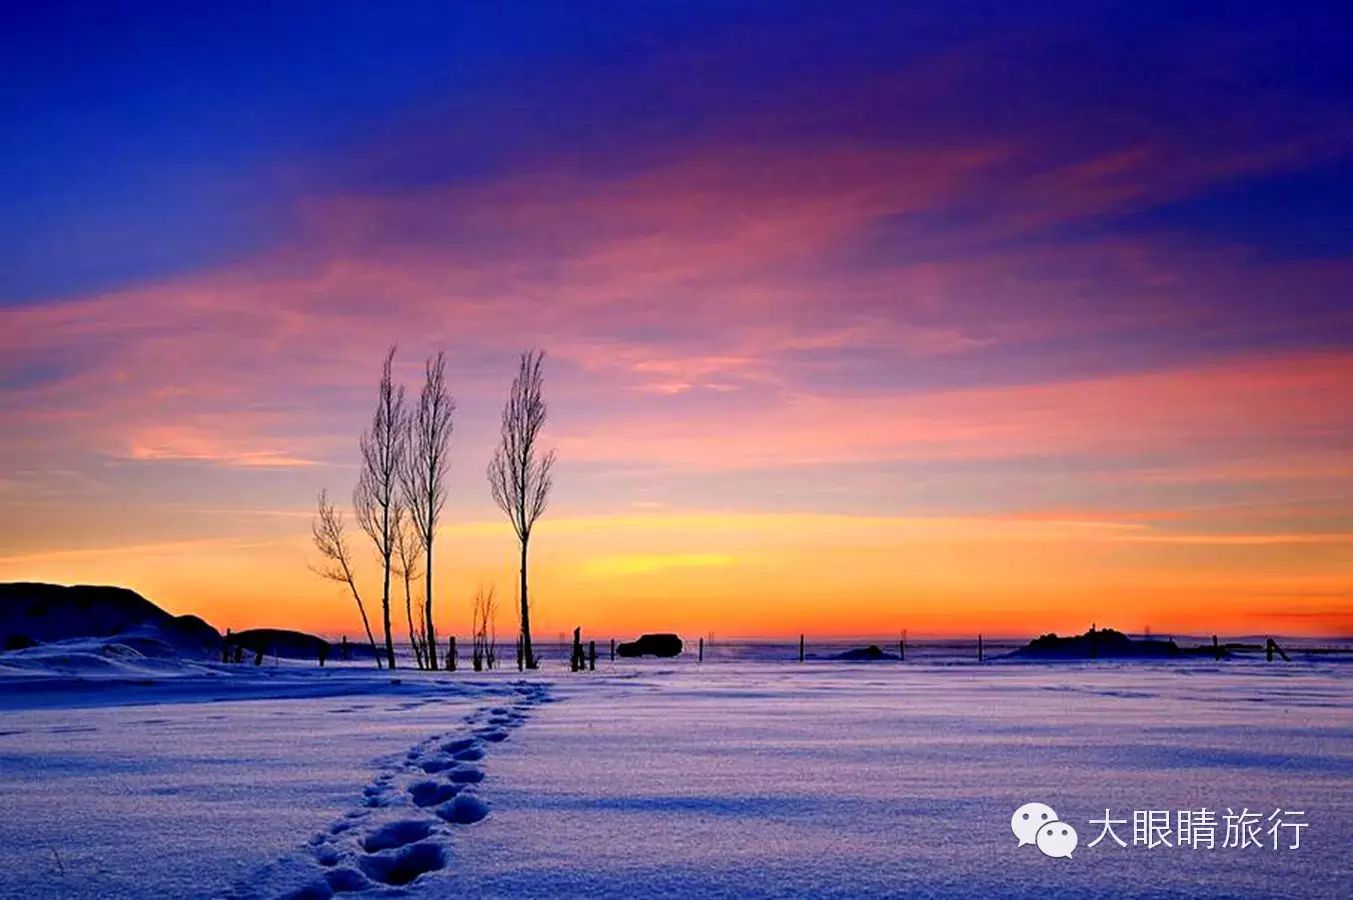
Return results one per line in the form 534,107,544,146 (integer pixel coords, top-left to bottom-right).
0,650,1348,898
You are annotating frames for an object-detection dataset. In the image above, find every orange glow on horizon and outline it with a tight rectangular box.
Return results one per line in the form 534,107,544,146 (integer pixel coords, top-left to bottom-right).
2,511,1348,640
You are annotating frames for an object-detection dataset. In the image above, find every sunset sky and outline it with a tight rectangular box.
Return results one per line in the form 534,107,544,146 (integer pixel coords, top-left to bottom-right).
3,3,1352,639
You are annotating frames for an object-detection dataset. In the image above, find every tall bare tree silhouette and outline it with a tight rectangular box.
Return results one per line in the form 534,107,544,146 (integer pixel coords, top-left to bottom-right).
355,347,406,669
487,349,555,670
400,351,454,669
310,489,381,668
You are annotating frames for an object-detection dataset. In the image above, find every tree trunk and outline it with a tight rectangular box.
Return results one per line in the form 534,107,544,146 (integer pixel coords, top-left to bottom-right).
347,581,382,669
404,573,423,669
424,535,438,670
382,554,396,670
520,537,536,668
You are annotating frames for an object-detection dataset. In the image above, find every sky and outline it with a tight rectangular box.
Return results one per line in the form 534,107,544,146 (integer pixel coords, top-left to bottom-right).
2,2,1352,639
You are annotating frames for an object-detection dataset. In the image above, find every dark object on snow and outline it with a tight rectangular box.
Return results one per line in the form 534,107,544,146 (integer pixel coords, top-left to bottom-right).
1010,627,1187,660
233,628,337,664
0,582,221,656
835,644,900,661
4,633,37,651
571,627,586,671
615,633,683,658
588,640,596,671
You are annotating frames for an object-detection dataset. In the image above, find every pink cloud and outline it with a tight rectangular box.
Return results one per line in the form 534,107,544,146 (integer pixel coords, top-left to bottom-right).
554,351,1353,468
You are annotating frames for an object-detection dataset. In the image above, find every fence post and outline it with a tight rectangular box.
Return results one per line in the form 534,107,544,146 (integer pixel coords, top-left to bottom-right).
1212,634,1220,661
610,638,615,661
977,634,983,663
698,637,704,663
448,636,457,672
588,640,596,671
799,634,805,662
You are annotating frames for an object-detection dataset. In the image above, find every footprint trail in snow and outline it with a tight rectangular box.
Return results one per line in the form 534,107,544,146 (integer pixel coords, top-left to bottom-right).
230,680,552,899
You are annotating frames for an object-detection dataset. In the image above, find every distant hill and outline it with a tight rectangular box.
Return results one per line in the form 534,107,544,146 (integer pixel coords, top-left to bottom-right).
0,582,221,655
0,582,362,664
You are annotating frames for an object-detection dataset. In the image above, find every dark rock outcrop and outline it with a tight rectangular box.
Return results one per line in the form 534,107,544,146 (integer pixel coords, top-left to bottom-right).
615,633,683,658
1009,627,1184,660
231,628,335,662
834,644,899,661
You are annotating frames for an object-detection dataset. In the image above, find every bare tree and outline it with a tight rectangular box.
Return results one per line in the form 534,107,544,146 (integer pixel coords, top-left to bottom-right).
393,506,426,669
486,597,497,670
400,351,455,669
310,489,382,668
471,585,496,672
355,347,406,669
414,602,428,669
487,349,555,669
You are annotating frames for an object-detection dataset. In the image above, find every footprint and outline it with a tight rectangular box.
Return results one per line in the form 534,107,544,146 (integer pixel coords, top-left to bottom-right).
475,728,509,743
362,819,435,853
440,737,479,754
419,755,457,774
447,765,484,784
408,779,463,807
452,745,485,762
436,792,489,825
357,841,446,886
314,844,343,867
277,879,333,900
323,867,370,893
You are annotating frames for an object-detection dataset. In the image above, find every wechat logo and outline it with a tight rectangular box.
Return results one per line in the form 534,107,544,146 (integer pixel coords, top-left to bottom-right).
1012,802,1078,859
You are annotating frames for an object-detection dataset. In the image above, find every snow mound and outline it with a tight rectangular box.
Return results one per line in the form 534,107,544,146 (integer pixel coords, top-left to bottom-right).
0,629,219,678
